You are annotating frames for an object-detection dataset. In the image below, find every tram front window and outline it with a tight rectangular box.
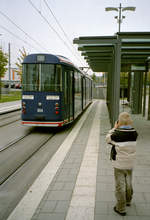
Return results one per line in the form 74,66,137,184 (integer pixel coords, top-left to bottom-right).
22,64,39,91
23,64,62,92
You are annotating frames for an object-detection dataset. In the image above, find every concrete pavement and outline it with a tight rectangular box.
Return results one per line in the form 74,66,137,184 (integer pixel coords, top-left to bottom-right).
0,100,21,114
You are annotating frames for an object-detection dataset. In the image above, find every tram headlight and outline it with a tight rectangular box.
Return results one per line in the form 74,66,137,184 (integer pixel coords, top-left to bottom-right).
22,95,34,100
46,95,59,100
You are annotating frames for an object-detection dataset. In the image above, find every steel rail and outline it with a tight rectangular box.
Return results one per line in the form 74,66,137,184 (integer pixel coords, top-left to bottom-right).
0,133,54,185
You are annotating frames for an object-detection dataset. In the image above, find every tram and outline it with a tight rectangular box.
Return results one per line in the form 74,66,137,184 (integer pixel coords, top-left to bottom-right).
21,54,92,127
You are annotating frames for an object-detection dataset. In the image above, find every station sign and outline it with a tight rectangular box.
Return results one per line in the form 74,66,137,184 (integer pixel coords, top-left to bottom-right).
131,65,146,71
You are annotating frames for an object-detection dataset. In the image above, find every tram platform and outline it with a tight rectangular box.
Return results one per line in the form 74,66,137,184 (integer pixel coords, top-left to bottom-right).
5,100,150,220
0,100,21,114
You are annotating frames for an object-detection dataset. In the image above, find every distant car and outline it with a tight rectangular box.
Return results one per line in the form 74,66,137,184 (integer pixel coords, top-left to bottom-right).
4,83,9,88
11,83,15,88
15,83,21,89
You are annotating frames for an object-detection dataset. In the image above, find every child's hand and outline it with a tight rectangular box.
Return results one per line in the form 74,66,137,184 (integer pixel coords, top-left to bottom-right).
114,120,119,128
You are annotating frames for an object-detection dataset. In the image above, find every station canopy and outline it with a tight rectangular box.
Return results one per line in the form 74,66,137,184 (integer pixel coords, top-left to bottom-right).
73,32,150,72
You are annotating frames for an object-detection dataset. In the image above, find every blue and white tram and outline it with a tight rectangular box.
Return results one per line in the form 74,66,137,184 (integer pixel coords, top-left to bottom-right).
21,54,92,127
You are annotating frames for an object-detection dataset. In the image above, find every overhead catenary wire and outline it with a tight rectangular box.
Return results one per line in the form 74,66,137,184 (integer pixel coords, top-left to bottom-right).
0,24,39,51
0,9,49,52
28,0,86,67
43,0,86,66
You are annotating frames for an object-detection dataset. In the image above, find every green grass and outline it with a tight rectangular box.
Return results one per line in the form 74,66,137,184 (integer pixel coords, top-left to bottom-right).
0,91,21,103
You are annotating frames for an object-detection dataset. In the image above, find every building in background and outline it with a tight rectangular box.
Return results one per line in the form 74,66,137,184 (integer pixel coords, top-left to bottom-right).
1,67,21,88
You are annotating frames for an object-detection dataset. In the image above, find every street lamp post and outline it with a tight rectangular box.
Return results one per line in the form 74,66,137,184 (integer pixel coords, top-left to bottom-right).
105,3,136,32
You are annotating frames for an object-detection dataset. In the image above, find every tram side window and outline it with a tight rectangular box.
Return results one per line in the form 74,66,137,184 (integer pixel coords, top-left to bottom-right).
74,71,82,115
78,72,82,94
64,71,67,104
75,71,81,94
86,78,90,103
56,65,62,92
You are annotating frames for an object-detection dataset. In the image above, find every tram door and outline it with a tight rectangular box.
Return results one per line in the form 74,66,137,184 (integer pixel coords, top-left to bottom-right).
64,69,73,122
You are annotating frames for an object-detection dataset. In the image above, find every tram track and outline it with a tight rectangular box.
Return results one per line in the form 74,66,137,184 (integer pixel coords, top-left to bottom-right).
0,130,32,152
0,123,72,220
0,131,55,185
0,110,21,128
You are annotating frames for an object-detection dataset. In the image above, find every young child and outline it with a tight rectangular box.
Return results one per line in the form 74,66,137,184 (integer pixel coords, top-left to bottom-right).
106,112,138,216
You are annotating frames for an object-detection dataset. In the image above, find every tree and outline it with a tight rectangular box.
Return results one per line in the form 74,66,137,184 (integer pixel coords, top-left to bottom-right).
120,72,128,88
0,48,8,78
0,48,8,99
15,47,28,82
91,73,96,82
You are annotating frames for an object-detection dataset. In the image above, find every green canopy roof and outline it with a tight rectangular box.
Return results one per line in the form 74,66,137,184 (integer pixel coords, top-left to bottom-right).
73,32,150,72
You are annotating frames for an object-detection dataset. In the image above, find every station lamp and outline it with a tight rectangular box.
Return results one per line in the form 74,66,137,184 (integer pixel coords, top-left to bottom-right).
105,3,136,32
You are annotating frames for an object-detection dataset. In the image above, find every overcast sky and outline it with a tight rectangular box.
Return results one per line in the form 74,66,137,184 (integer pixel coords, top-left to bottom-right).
0,0,150,72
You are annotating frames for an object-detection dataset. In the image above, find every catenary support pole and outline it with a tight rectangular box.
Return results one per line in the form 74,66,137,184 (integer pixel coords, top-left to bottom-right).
8,43,11,89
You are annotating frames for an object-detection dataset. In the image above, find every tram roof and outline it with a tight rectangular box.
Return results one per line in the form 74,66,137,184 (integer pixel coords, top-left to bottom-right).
23,53,75,66
22,53,92,79
73,32,150,72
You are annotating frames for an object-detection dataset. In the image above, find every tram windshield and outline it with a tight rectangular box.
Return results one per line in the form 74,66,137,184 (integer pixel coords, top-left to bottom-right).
22,64,62,92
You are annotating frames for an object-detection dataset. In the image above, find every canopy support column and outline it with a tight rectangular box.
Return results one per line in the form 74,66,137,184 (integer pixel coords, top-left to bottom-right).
142,67,148,117
131,72,143,114
148,79,150,120
110,39,121,127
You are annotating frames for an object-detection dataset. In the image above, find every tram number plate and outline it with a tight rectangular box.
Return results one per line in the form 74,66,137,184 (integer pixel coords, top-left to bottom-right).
37,108,43,113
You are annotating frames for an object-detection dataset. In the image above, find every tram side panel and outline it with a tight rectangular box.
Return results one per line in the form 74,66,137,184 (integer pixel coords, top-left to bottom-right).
85,77,91,107
62,66,74,124
82,76,86,110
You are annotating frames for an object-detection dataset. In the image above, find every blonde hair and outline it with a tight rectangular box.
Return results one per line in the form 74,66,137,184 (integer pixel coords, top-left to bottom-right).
118,112,133,126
